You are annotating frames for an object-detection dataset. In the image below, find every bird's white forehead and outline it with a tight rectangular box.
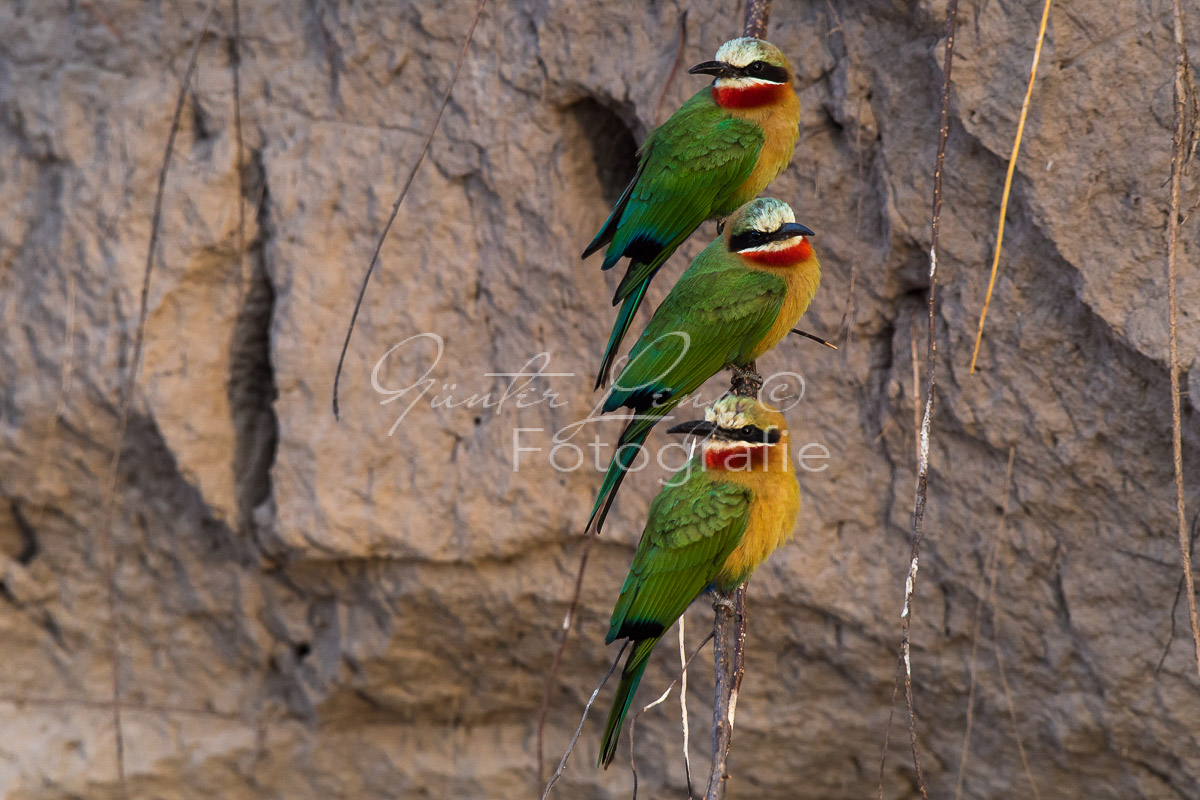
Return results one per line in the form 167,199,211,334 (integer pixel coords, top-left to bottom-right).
705,397,760,429
715,37,771,68
743,199,796,232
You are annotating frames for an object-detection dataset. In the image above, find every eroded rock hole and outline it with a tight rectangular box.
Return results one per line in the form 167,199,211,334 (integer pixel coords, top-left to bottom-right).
567,98,639,207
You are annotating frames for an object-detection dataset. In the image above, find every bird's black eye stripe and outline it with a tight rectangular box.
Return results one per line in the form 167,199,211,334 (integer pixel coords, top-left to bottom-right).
729,227,793,252
740,61,789,84
729,229,765,251
722,424,782,443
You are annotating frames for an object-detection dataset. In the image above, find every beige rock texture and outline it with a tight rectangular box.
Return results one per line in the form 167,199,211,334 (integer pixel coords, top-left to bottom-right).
1,0,1199,797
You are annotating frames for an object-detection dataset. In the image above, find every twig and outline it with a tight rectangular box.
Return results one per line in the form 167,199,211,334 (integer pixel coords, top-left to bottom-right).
705,585,747,800
896,1,960,796
1165,0,1200,685
541,641,629,800
742,0,770,39
729,362,763,398
789,327,838,349
954,446,1015,800
628,624,714,799
99,5,219,794
537,524,598,788
230,0,248,296
680,618,695,797
877,651,905,800
991,611,1041,800
911,314,921,466
331,0,487,419
1157,514,1200,673
968,0,1052,373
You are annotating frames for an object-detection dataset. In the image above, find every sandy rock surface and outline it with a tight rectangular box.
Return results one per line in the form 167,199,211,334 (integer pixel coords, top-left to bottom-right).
1,0,1198,797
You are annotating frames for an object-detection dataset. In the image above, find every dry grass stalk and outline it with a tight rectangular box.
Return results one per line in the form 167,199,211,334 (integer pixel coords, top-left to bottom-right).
991,612,1041,799
540,641,629,800
98,4,220,793
537,525,598,786
954,446,1016,799
895,0,961,796
1165,0,1200,682
627,623,713,799
332,0,488,418
230,0,248,297
968,0,1053,373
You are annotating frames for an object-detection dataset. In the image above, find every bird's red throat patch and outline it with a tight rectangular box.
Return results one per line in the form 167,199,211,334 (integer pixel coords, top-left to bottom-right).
743,238,813,267
712,83,787,109
705,444,769,471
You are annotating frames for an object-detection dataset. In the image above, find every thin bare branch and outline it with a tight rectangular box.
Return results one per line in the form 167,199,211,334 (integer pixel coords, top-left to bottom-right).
742,0,770,39
991,607,1042,799
968,0,1052,373
680,618,695,797
705,585,747,800
1157,515,1200,673
628,624,713,799
537,523,598,788
541,641,629,800
332,0,487,419
99,4,219,794
895,0,960,795
954,446,1015,799
877,651,905,800
1165,0,1200,684
789,328,838,349
911,314,921,466
230,0,248,296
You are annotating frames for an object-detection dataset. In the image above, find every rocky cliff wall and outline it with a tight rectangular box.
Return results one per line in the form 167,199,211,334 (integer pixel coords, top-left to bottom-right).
1,0,1198,798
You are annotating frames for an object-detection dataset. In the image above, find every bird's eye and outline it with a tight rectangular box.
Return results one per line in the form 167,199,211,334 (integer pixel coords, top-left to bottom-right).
748,61,766,74
742,426,756,437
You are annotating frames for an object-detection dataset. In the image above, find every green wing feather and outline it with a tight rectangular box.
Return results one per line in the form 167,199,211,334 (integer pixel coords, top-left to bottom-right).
607,468,753,642
586,90,765,386
598,465,752,767
605,245,788,412
586,248,786,532
586,90,765,273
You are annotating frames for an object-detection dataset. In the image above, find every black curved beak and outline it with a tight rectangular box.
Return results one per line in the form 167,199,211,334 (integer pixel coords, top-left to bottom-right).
778,222,815,238
666,419,716,437
688,60,736,78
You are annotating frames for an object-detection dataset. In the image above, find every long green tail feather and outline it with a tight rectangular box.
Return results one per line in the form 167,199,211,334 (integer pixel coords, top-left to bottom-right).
599,636,662,768
595,280,651,390
582,163,645,262
587,403,675,533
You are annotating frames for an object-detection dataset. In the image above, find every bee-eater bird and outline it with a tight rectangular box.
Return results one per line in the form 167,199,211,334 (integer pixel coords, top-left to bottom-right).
587,197,820,533
583,37,801,389
598,394,801,767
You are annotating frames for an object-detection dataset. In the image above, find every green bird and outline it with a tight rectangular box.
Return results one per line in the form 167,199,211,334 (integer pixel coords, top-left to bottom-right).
598,394,801,767
587,197,820,533
583,37,801,389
